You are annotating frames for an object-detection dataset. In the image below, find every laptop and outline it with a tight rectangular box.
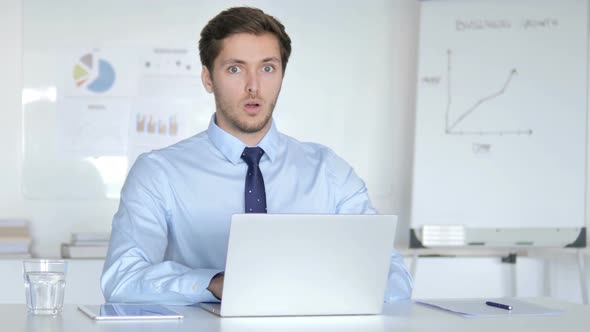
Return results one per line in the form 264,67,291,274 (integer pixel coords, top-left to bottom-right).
200,214,397,317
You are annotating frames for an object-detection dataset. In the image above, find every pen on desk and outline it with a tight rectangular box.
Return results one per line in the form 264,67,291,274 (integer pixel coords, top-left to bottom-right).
485,301,513,310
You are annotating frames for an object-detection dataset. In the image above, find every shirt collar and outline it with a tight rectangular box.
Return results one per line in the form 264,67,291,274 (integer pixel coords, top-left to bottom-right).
207,114,280,165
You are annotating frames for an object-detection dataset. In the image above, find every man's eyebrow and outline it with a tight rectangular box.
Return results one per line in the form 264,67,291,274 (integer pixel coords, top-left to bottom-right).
262,57,281,63
219,57,281,66
220,58,247,66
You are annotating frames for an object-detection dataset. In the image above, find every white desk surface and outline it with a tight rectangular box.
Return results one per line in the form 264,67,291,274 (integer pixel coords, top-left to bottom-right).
2,298,588,332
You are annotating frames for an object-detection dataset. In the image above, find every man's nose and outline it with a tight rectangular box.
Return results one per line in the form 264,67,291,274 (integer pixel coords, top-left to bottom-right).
246,71,259,96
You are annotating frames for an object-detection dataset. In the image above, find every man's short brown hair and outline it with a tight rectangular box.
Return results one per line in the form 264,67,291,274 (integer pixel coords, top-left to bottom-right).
199,7,292,74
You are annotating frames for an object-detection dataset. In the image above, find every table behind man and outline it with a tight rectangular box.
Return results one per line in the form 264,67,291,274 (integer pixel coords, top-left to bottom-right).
101,6,412,304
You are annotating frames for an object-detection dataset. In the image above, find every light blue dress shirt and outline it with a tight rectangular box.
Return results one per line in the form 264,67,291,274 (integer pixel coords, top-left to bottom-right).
101,115,413,304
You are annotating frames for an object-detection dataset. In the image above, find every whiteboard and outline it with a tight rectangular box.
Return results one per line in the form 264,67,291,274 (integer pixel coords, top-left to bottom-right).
411,0,587,247
21,0,403,208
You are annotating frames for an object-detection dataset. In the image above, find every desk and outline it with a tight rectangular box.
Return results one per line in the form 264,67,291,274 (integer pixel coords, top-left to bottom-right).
403,248,590,304
1,298,588,332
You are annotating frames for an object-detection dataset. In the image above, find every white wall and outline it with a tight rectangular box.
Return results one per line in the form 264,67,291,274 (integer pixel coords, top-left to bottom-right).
1,0,141,258
0,0,588,304
0,0,25,217
17,0,420,255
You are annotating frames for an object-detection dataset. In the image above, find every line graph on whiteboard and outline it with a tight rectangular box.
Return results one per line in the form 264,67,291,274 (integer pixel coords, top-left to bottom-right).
443,49,533,137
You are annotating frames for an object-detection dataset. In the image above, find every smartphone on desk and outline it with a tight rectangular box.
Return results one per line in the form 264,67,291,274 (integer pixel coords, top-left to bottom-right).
78,304,183,321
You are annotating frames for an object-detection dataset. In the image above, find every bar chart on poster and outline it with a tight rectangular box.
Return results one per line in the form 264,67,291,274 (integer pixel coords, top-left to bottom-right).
411,0,588,247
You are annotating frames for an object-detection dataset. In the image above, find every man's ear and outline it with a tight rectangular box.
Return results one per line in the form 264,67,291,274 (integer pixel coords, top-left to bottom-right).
201,65,214,93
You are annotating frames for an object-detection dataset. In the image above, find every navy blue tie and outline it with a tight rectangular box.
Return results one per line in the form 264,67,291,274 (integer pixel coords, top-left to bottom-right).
241,147,267,213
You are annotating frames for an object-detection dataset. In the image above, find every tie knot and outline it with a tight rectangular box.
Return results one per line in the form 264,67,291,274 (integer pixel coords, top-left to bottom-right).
241,147,265,166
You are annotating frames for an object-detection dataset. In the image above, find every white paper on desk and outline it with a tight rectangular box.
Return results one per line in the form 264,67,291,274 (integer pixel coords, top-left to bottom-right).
415,298,563,318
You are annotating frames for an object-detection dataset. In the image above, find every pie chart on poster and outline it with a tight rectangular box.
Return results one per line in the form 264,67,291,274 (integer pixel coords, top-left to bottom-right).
73,53,116,93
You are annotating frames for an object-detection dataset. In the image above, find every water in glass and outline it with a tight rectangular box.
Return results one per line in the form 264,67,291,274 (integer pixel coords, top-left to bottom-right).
25,271,66,315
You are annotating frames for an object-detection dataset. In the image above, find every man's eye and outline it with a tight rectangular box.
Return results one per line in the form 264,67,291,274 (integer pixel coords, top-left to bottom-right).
263,65,274,73
228,66,241,74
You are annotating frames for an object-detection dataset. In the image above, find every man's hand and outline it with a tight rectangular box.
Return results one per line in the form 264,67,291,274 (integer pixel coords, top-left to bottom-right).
207,272,224,300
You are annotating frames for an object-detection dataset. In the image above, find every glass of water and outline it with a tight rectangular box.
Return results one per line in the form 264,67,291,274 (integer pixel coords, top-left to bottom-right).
23,260,67,315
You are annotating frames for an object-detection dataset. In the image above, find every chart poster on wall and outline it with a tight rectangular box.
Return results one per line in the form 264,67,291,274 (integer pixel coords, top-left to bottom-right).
57,98,131,156
128,47,213,168
127,98,199,163
55,48,134,157
57,46,210,159
61,48,138,97
23,45,213,199
411,0,587,246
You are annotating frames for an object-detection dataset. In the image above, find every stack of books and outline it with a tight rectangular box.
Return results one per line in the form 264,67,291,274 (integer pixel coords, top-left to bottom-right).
61,232,110,259
0,219,32,258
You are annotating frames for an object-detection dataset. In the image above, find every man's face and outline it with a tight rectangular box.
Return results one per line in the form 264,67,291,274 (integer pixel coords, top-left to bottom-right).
202,32,284,138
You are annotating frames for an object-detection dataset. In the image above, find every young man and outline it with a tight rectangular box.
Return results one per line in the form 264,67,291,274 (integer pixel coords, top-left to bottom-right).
101,6,412,304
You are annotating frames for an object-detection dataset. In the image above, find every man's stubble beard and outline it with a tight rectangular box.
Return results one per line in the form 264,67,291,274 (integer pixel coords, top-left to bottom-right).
214,89,280,134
